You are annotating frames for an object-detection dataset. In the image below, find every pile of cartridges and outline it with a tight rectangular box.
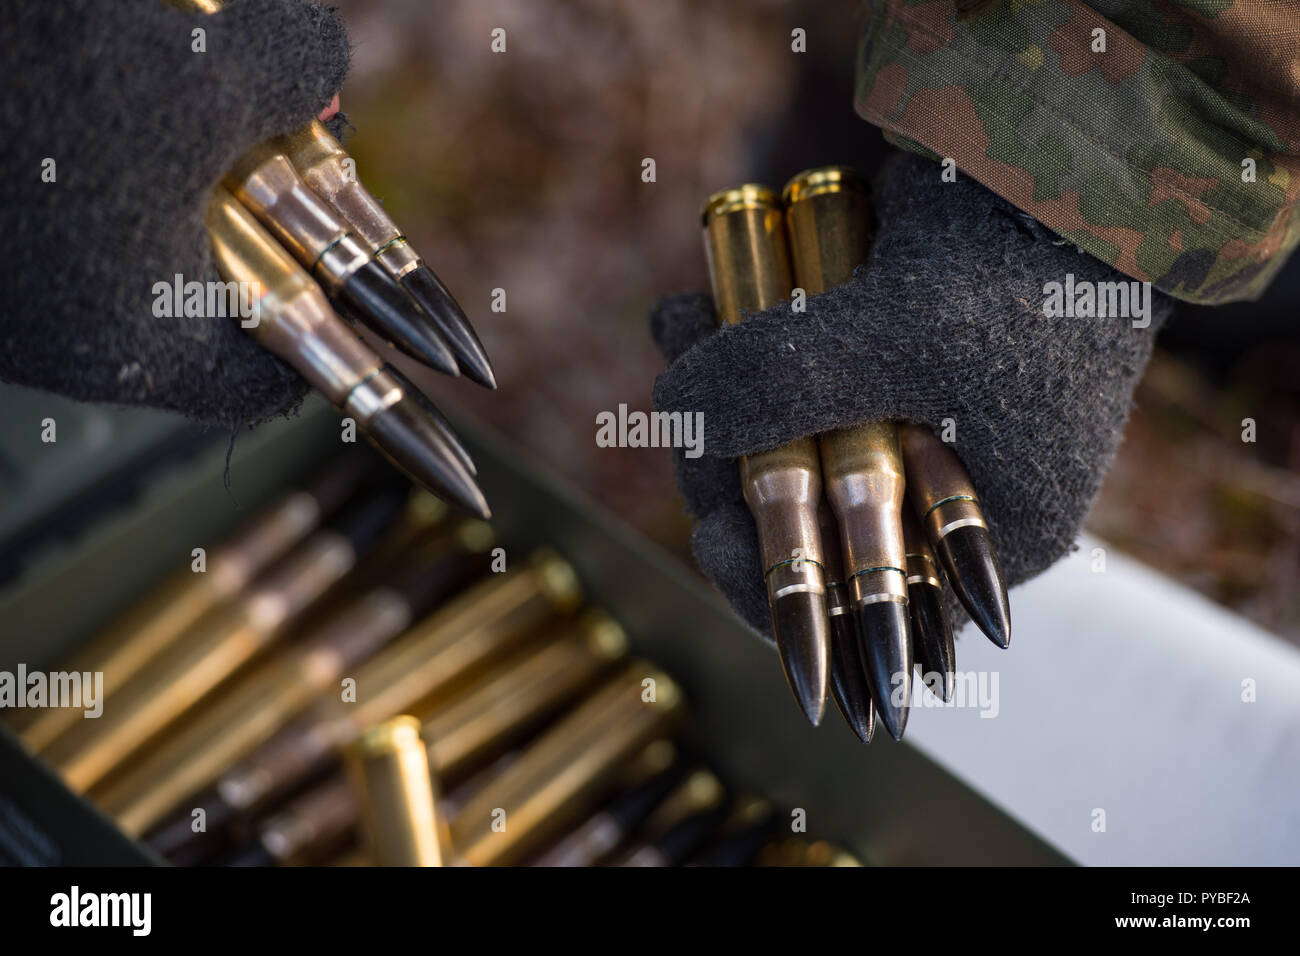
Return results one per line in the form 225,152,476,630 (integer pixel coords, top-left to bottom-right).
701,168,1013,742
9,453,858,867
180,0,496,519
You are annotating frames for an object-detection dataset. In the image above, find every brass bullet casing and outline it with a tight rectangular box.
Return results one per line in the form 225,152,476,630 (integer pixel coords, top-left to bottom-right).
223,143,370,295
207,186,380,405
782,166,902,610
898,423,984,541
95,524,489,837
277,125,494,387
44,491,404,794
702,186,795,327
702,185,830,726
898,422,1011,647
14,460,368,754
275,123,421,281
450,664,685,867
817,424,909,609
785,166,913,739
902,508,944,593
529,740,679,867
208,188,485,516
782,166,873,292
156,550,582,846
421,610,629,779
346,716,445,867
45,536,354,794
219,614,624,867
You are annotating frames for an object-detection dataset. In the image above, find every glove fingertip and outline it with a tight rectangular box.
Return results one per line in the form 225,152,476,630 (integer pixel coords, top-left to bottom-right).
207,0,351,142
650,291,717,364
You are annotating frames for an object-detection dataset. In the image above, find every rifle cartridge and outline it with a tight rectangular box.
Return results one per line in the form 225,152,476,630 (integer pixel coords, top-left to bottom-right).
346,716,446,866
13,455,370,754
701,184,830,726
450,664,685,866
145,551,580,862
42,489,405,793
784,166,912,740
96,527,492,836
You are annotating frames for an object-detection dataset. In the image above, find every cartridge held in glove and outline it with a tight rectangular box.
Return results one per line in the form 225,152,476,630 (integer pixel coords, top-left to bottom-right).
783,166,912,740
701,185,830,727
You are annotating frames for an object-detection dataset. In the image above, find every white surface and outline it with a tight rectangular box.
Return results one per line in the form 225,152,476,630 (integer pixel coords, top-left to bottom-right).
906,535,1300,866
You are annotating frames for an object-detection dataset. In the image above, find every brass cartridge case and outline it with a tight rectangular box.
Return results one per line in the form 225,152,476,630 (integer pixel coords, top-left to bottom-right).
223,143,370,294
221,616,623,867
199,552,581,820
14,469,362,754
817,424,909,608
44,526,365,794
702,185,829,721
898,423,987,542
274,123,422,280
782,166,872,290
702,186,825,591
782,167,906,608
422,610,629,778
528,740,678,867
206,186,381,407
96,524,487,836
450,665,685,866
345,716,445,867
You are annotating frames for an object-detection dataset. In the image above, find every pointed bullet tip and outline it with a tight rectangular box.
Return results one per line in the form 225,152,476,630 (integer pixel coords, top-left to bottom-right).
829,615,875,744
855,600,912,741
341,263,460,377
910,584,956,702
935,526,1011,649
402,266,498,389
381,365,479,477
770,592,831,727
362,396,490,518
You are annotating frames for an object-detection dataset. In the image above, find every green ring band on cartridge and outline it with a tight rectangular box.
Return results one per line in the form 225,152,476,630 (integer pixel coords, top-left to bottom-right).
763,557,826,578
341,366,383,403
373,235,409,258
923,495,978,520
849,566,907,580
310,232,352,273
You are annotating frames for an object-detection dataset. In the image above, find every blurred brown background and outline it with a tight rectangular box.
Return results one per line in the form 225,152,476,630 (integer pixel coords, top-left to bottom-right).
333,0,1300,642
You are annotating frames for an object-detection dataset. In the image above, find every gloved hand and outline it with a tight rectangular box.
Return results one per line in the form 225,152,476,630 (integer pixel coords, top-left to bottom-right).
652,151,1173,640
0,0,350,429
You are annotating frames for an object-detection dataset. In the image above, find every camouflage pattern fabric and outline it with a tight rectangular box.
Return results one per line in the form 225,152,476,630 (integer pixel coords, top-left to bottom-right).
854,0,1300,304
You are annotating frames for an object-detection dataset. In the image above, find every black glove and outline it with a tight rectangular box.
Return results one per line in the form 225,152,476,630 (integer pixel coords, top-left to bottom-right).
0,0,350,429
651,152,1173,640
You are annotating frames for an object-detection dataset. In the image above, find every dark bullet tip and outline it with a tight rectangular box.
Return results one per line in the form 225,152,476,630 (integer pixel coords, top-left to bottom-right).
382,364,478,477
855,600,912,741
770,592,831,727
909,585,956,703
364,396,490,519
341,263,460,377
828,614,875,744
935,526,1011,649
401,265,497,389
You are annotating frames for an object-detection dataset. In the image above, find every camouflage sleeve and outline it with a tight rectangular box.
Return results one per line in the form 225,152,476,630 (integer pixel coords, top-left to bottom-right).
854,0,1300,305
